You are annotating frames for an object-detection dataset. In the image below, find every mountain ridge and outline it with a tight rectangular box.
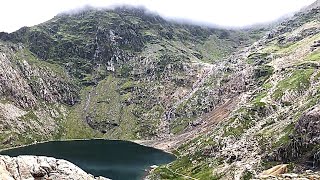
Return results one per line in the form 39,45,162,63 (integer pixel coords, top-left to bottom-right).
0,6,265,141
0,4,319,180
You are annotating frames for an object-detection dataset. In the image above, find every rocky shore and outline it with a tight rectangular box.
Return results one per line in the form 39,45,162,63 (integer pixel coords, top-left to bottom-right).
0,155,110,180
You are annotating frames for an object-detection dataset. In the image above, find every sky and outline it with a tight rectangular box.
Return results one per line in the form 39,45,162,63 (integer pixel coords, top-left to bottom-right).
0,0,316,32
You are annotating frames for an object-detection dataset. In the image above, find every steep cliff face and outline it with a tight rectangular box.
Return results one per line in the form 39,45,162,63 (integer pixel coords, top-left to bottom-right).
0,42,78,107
274,105,320,168
0,41,79,148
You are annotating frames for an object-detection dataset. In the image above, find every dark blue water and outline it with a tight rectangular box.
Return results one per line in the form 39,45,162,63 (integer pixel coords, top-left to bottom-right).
0,140,175,180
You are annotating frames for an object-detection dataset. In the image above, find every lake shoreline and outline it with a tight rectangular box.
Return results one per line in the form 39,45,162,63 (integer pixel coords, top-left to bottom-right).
0,138,98,152
0,138,176,156
1,139,176,180
0,138,176,179
0,138,177,179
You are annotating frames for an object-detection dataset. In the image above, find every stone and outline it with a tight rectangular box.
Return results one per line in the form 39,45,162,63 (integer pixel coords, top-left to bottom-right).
150,165,158,168
281,173,298,178
0,155,110,180
259,164,288,177
306,170,313,173
295,106,320,145
308,174,320,179
16,157,34,179
0,164,15,180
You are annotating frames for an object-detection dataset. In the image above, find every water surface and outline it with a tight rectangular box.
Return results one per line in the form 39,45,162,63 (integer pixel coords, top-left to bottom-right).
0,139,175,180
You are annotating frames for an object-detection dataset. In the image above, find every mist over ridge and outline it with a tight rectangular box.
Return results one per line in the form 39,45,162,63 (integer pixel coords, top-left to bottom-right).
0,0,316,32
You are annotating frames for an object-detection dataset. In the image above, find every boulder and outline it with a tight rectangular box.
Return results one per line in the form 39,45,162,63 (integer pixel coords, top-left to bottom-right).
0,155,111,180
259,164,288,177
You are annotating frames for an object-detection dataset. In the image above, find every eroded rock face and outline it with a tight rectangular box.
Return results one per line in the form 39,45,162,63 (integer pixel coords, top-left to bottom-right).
0,42,79,148
0,155,110,180
295,106,320,145
0,43,78,108
273,105,320,167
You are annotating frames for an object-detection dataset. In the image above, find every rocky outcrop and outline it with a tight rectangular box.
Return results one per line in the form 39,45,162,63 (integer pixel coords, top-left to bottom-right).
295,105,320,146
272,105,320,167
0,155,109,180
257,164,320,180
0,41,79,148
0,42,78,108
0,45,37,108
258,164,288,178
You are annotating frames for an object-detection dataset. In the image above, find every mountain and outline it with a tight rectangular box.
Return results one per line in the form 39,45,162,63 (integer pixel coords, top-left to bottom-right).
0,3,319,180
0,6,265,146
0,40,79,146
148,4,320,180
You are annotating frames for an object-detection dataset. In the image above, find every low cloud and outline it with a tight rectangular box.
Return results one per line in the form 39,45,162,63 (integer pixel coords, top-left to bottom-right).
0,0,316,32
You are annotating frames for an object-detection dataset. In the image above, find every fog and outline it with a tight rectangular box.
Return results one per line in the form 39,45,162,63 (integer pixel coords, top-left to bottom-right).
0,0,316,32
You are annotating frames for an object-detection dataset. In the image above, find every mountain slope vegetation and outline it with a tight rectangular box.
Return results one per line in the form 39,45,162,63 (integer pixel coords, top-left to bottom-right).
0,7,264,144
149,4,320,180
0,3,319,180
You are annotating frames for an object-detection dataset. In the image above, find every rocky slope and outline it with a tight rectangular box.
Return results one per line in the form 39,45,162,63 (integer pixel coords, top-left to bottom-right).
149,3,320,180
0,41,78,148
0,2,319,180
0,155,109,180
0,6,265,148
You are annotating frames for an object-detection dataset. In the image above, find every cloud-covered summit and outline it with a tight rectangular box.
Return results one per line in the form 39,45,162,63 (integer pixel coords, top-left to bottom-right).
0,0,316,32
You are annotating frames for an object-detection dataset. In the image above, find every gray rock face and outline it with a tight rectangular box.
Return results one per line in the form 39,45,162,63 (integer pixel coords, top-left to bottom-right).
0,41,80,149
273,105,320,166
0,43,78,108
295,105,320,145
0,155,110,180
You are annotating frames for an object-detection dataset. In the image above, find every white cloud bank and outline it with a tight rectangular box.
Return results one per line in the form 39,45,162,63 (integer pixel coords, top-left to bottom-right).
0,0,316,32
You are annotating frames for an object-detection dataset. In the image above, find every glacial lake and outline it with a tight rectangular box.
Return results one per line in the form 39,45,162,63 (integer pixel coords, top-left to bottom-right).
0,139,175,180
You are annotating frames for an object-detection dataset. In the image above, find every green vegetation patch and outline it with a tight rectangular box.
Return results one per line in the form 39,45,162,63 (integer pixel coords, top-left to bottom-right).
272,122,295,148
15,49,67,78
170,119,190,135
154,156,220,180
252,92,267,108
253,65,274,84
246,52,269,65
272,69,314,100
223,113,255,138
241,170,253,180
60,87,101,139
305,49,320,61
